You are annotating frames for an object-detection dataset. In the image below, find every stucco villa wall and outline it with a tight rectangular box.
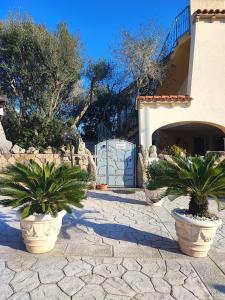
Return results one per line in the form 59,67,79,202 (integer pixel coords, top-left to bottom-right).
139,2,225,149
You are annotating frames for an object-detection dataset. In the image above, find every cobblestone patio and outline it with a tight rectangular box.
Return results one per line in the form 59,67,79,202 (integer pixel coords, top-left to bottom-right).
1,190,225,299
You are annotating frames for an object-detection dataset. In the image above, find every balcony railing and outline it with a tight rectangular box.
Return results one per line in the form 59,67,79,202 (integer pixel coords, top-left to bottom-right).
159,6,190,61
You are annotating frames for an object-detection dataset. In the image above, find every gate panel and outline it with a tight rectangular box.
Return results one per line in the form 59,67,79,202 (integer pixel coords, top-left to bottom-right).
96,139,136,187
95,141,107,184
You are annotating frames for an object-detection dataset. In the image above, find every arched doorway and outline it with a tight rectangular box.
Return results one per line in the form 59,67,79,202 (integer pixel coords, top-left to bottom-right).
152,122,225,155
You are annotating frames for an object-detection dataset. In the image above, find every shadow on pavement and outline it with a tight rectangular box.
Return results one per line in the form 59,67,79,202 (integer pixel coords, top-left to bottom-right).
213,284,225,294
60,209,179,253
88,191,147,206
0,212,25,251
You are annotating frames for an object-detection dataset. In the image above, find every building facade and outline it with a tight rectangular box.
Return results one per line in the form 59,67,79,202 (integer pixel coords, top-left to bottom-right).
137,0,225,155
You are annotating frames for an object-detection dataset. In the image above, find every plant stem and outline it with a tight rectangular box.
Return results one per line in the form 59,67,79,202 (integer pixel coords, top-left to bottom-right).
188,194,208,217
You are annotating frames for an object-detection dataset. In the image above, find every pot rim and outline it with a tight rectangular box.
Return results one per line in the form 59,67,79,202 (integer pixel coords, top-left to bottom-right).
18,209,66,222
172,208,222,228
144,186,167,192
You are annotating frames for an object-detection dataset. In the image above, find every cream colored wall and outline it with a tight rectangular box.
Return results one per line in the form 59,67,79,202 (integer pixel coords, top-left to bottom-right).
139,2,225,148
190,0,225,14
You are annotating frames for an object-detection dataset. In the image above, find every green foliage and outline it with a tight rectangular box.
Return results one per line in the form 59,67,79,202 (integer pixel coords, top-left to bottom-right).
170,145,186,157
86,60,113,86
146,160,168,187
69,60,115,130
0,160,92,218
0,15,82,148
80,89,118,141
148,154,225,217
3,113,64,149
160,145,186,157
113,22,166,95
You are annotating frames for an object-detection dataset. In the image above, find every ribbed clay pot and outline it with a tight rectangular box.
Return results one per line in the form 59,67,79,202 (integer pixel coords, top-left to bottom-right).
20,210,66,254
172,209,222,257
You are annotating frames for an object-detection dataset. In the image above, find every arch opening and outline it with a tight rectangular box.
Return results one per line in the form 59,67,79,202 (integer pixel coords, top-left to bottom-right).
152,122,225,155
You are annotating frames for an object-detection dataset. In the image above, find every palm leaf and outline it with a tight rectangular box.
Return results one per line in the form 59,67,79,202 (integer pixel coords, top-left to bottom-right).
0,160,90,218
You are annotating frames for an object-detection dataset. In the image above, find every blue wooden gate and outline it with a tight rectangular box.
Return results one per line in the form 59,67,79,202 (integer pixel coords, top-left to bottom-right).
95,139,136,187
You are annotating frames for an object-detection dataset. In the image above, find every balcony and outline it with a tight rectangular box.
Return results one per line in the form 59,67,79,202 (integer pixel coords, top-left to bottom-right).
156,6,191,95
159,6,190,61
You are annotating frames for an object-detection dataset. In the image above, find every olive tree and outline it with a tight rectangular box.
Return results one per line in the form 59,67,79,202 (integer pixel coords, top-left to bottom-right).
113,22,166,95
0,15,82,148
68,59,114,129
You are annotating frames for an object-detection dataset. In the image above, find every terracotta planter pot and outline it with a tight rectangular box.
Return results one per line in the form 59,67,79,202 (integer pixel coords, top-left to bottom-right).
20,210,66,254
144,187,167,206
172,209,222,258
96,184,108,191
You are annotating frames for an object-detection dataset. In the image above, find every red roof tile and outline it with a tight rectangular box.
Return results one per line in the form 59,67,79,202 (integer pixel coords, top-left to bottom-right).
195,9,225,14
137,95,192,103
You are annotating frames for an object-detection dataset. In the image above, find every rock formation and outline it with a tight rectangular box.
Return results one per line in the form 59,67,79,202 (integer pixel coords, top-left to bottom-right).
149,145,158,158
11,144,26,154
0,122,12,154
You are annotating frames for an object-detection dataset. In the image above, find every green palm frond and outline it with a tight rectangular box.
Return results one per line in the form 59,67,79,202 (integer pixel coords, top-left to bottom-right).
149,154,225,214
0,160,92,218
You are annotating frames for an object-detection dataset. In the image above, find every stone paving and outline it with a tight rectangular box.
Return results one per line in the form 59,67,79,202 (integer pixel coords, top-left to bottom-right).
0,190,225,299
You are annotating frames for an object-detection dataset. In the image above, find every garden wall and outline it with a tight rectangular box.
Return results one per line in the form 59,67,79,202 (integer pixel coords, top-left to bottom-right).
0,153,92,173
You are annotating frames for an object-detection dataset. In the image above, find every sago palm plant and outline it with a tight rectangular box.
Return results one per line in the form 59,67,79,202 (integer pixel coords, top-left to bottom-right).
0,160,91,218
148,154,225,217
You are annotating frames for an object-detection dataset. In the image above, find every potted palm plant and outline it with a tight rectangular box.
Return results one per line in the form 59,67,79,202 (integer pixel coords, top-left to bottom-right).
145,160,167,206
0,160,91,254
149,154,224,257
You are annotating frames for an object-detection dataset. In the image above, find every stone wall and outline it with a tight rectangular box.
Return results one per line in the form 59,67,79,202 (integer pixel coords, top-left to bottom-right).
0,153,92,173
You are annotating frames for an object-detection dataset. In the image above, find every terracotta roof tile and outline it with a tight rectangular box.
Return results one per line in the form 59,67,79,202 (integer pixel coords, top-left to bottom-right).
137,95,192,103
195,9,225,14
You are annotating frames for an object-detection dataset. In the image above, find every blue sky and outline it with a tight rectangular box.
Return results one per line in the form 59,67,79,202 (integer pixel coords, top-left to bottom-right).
1,0,189,60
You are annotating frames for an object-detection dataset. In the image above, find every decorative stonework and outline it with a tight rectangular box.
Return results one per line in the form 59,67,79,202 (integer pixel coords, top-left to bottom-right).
136,95,192,110
11,144,26,154
194,9,225,22
137,145,160,187
20,215,62,253
149,145,157,158
0,123,12,154
0,152,96,177
172,210,222,257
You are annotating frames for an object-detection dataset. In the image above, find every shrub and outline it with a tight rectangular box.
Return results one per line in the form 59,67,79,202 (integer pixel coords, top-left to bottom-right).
146,160,168,190
160,145,186,157
148,154,225,217
0,160,92,218
170,145,186,157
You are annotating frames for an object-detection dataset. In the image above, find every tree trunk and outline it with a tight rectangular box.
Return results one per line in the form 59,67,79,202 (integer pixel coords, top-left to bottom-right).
69,102,90,129
188,194,208,217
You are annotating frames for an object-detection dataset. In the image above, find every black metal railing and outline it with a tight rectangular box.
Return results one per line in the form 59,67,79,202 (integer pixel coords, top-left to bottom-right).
159,6,190,61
